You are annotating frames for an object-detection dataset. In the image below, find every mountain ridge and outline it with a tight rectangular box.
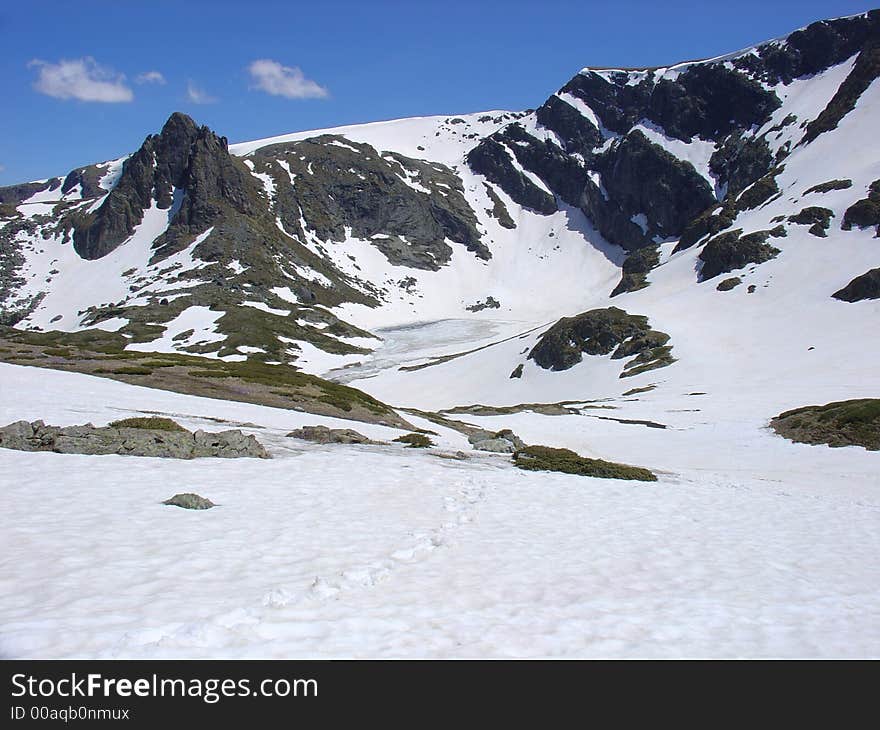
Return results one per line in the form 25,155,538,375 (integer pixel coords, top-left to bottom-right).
0,9,877,424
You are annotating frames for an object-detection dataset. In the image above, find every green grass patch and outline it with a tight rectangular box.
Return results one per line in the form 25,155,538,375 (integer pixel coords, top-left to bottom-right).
3,328,127,353
109,417,188,432
513,445,657,481
803,179,852,195
108,366,153,375
394,433,434,448
771,398,880,451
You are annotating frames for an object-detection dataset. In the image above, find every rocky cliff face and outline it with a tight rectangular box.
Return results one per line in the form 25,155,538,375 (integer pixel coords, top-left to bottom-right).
248,135,486,269
72,112,261,261
466,10,879,288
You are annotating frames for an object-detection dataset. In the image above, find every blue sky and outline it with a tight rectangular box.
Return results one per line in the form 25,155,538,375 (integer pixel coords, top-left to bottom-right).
0,0,871,185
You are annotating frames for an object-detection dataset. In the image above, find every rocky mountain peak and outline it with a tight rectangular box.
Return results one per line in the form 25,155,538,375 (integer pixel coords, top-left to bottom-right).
71,111,253,261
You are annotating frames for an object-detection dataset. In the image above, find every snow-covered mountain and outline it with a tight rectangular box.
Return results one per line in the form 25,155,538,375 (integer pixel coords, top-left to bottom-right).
0,11,877,411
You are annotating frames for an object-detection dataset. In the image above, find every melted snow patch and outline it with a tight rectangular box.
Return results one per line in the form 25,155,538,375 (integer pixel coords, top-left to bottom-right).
241,301,290,316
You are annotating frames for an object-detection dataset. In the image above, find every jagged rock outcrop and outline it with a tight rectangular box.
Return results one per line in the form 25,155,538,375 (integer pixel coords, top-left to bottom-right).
60,164,108,199
585,131,716,250
467,137,558,215
72,112,260,261
842,179,880,234
698,229,781,280
463,11,879,260
832,268,880,302
611,246,660,297
788,206,834,237
801,38,880,144
253,135,486,269
561,63,781,142
0,178,62,206
535,95,603,156
0,420,269,459
529,307,672,375
709,133,775,198
731,12,879,84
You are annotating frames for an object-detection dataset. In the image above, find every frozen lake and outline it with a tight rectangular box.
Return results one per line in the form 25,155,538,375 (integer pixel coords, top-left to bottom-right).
325,318,534,383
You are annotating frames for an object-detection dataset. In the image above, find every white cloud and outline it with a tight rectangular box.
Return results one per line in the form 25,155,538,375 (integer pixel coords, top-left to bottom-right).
136,70,166,85
247,59,328,99
186,81,217,104
28,57,133,103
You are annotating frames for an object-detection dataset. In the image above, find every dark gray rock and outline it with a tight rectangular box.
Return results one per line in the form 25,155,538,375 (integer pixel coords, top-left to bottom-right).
466,137,557,215
832,268,880,301
698,229,781,280
560,62,780,142
72,112,261,261
529,307,671,372
731,11,879,85
842,179,880,234
254,136,487,269
0,178,61,206
483,183,515,229
611,246,660,297
709,133,774,198
466,296,500,312
788,206,833,236
61,164,108,199
581,130,715,252
801,39,880,144
535,95,602,157
493,123,589,206
468,428,525,453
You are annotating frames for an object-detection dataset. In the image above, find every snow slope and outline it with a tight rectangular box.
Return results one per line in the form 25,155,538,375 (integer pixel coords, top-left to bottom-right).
337,63,880,417
1,362,877,658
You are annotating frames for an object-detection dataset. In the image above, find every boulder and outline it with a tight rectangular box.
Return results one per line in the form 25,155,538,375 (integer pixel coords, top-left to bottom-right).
468,429,525,453
698,229,780,281
471,438,517,453
832,268,880,302
287,425,373,444
528,307,671,372
163,493,215,510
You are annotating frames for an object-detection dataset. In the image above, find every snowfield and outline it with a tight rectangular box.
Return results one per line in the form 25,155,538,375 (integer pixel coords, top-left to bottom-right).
0,362,877,658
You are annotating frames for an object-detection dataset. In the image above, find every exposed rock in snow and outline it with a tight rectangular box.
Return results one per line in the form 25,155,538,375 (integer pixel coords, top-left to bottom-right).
163,493,216,510
287,424,374,444
0,419,269,459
